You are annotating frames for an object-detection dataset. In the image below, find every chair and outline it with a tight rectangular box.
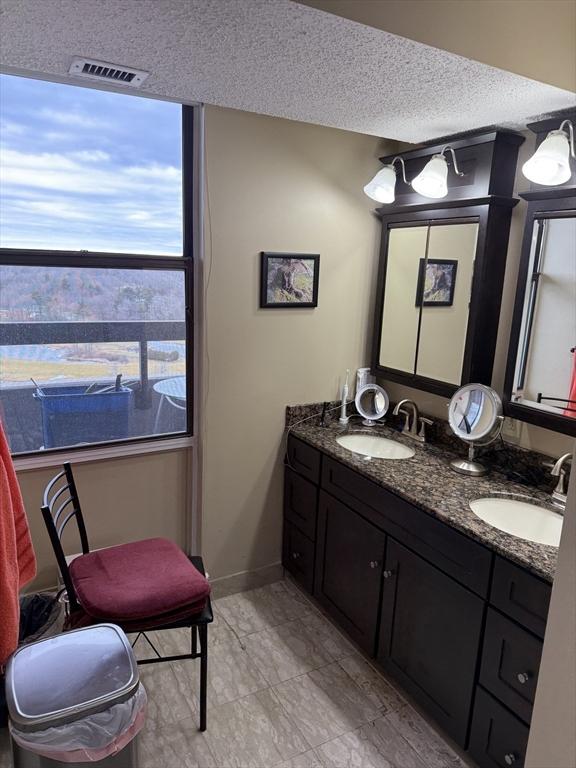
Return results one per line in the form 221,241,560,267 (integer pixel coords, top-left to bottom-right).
40,462,212,731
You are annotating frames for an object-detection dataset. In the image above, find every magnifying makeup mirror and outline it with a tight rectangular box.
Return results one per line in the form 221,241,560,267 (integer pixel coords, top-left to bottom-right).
448,383,503,476
355,384,389,426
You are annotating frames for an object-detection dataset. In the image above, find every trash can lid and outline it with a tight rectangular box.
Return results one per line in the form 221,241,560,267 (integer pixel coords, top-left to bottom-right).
6,624,139,731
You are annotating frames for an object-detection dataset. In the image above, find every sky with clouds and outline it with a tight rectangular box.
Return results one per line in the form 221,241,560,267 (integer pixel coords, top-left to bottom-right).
0,75,183,254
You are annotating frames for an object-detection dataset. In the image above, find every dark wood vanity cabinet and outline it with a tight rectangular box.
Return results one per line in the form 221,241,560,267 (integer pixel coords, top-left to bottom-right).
468,558,551,768
378,538,484,745
315,491,386,653
282,439,322,592
284,467,318,541
469,687,530,768
282,436,551,760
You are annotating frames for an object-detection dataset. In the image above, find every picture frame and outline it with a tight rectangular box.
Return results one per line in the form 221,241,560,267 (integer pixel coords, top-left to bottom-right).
415,258,458,307
260,252,320,308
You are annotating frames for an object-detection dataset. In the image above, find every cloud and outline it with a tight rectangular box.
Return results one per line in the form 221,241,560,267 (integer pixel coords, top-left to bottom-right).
39,109,110,129
1,148,181,197
21,200,95,221
0,74,183,255
124,164,181,180
70,150,111,163
0,119,26,136
0,145,183,253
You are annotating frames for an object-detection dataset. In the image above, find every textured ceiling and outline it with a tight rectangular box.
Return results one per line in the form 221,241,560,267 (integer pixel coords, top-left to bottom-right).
0,0,574,143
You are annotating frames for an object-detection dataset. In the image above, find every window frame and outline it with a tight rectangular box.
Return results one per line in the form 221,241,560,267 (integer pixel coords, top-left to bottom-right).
0,100,198,459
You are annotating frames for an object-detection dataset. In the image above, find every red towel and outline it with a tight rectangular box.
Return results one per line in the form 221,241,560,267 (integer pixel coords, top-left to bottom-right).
565,350,576,418
0,419,36,667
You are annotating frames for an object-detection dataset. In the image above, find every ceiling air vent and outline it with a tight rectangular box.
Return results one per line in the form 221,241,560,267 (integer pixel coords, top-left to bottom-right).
68,58,149,87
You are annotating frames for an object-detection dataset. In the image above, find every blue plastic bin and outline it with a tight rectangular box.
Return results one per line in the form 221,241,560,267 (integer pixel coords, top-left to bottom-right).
34,385,133,449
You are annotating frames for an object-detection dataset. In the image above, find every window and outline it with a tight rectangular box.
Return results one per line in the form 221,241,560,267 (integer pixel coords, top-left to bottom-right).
0,75,194,455
0,75,182,254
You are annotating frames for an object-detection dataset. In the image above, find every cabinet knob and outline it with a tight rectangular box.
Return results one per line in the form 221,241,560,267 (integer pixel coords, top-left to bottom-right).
517,672,530,685
504,753,517,765
369,560,379,569
383,569,394,579
292,552,301,560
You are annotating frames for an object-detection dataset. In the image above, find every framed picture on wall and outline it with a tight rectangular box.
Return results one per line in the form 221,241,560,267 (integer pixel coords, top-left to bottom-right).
415,258,458,307
260,252,320,308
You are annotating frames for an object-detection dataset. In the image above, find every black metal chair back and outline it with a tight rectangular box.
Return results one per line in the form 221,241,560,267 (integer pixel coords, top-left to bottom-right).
41,462,90,612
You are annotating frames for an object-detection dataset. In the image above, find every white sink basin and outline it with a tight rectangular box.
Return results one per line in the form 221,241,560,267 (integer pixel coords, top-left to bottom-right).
470,497,563,547
336,434,415,460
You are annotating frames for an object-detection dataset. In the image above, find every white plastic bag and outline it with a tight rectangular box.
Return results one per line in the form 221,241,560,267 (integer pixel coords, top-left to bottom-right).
10,683,147,763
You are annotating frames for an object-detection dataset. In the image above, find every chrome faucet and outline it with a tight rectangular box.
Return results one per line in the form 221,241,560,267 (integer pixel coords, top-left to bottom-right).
392,399,433,443
550,453,572,509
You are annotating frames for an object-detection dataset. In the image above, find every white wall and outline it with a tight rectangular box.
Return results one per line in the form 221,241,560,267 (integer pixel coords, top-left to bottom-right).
526,450,576,768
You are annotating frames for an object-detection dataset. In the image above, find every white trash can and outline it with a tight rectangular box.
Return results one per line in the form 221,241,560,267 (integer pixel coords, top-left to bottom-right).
5,625,146,767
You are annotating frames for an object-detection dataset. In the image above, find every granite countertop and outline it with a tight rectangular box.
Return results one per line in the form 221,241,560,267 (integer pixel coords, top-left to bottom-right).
287,418,560,583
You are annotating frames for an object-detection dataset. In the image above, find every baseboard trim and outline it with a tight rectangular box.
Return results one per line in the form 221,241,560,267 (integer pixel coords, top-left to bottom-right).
209,561,283,600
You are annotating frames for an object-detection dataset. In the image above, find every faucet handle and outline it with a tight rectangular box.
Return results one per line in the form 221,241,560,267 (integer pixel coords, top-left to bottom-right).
397,409,411,434
418,417,433,440
553,467,567,496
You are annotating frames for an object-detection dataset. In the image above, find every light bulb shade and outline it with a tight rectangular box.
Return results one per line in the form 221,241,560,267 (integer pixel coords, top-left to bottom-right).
411,155,449,199
522,130,572,186
363,165,397,203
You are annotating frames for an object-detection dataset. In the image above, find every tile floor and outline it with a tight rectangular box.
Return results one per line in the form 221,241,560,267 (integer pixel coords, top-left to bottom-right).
0,578,471,768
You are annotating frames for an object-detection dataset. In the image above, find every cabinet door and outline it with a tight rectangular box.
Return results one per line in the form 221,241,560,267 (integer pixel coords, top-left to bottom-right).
378,539,484,746
315,492,386,654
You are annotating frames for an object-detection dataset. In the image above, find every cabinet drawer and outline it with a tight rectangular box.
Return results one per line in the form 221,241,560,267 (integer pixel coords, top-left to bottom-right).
491,557,551,638
282,521,315,593
469,687,529,768
286,435,321,484
284,467,318,540
321,456,492,595
480,608,542,725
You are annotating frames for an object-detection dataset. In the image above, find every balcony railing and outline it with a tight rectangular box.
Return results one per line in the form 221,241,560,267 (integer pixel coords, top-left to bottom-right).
0,320,187,453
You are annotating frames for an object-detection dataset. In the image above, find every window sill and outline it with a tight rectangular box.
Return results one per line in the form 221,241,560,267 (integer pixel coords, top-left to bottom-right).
13,435,196,472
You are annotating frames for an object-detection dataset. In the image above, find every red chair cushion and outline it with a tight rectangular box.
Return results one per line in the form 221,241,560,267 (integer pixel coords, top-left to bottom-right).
69,538,211,621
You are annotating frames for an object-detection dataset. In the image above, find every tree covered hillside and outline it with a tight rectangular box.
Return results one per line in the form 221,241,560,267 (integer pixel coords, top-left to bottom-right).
0,266,185,322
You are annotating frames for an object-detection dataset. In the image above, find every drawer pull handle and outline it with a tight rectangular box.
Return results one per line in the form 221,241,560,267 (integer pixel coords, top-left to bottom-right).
504,754,517,765
292,552,301,560
383,569,394,579
369,561,379,569
517,672,530,684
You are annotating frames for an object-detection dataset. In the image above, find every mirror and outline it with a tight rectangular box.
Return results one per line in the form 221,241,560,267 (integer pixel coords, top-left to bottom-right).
355,384,389,426
448,384,503,476
377,221,479,388
509,215,576,426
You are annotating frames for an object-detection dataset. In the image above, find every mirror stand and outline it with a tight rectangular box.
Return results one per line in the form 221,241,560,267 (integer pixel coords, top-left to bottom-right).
450,444,489,477
355,384,390,427
447,383,503,477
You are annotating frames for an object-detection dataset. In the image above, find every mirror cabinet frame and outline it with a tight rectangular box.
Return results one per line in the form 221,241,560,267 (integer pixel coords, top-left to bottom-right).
503,193,576,437
372,203,516,397
370,131,523,399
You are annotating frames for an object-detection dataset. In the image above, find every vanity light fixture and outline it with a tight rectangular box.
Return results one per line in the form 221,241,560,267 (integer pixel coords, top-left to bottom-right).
363,156,408,203
522,119,575,186
411,145,465,199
